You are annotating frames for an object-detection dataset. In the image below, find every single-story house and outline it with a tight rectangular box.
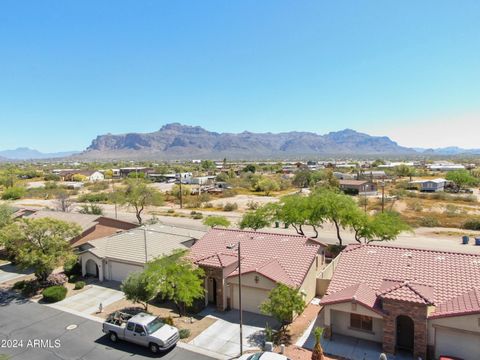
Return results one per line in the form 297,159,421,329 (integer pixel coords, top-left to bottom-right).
78,224,206,282
362,170,387,179
410,178,447,192
320,244,480,360
333,172,357,180
338,180,377,195
62,170,105,182
15,209,137,247
189,228,327,314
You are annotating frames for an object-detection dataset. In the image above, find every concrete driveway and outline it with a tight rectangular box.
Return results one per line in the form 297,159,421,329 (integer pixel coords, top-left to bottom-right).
190,307,277,358
0,263,31,284
48,282,124,317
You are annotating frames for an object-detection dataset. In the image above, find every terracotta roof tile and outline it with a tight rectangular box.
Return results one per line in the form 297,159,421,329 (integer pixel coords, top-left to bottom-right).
324,244,480,317
190,228,320,287
321,282,380,311
431,288,480,318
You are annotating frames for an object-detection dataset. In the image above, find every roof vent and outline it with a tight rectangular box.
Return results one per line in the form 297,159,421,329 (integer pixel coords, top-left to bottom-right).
402,252,412,258
226,243,236,249
435,256,445,261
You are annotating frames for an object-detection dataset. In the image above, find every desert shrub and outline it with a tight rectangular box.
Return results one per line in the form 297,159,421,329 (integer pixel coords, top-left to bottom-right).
463,219,480,231
223,202,238,212
179,328,191,339
77,192,109,203
192,212,203,219
407,200,423,212
42,286,67,303
44,174,61,181
246,200,259,210
167,209,175,214
12,280,26,290
163,316,174,326
220,189,237,198
444,204,461,216
203,202,214,208
21,281,40,297
44,273,68,287
87,181,109,192
1,186,26,200
68,274,79,283
418,216,440,227
74,281,86,290
64,259,82,277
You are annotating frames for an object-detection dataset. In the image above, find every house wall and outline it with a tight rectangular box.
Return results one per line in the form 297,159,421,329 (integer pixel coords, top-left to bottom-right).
80,252,104,281
300,259,318,304
428,314,480,345
329,309,384,343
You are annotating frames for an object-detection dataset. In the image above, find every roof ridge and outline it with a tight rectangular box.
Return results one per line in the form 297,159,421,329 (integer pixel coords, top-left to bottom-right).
347,243,480,257
209,227,308,238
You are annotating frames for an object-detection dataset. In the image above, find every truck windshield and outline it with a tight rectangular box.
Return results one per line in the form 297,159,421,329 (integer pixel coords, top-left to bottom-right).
145,318,165,334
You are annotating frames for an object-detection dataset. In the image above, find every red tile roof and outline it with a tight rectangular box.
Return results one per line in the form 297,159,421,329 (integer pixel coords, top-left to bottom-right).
190,228,320,287
321,244,480,317
431,287,480,319
321,283,381,313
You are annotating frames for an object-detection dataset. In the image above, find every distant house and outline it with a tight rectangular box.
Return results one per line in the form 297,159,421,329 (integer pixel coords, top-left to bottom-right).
63,170,105,182
189,228,327,314
362,170,387,179
119,167,154,178
429,163,466,171
320,244,480,360
410,178,447,192
78,224,205,282
15,209,137,248
333,172,357,180
338,180,377,195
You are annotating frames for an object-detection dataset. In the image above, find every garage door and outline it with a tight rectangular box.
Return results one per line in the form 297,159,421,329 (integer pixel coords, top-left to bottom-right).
108,261,143,282
435,327,480,360
230,285,270,314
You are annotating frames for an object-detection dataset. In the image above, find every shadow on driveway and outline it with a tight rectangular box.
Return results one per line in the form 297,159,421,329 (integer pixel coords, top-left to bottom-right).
94,333,176,358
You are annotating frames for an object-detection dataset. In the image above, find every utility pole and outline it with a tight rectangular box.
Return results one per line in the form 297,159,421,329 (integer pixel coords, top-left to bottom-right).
381,179,385,213
179,177,183,209
238,241,243,356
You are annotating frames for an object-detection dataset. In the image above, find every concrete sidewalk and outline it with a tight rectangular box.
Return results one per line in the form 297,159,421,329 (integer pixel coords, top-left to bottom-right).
0,263,32,284
48,282,124,315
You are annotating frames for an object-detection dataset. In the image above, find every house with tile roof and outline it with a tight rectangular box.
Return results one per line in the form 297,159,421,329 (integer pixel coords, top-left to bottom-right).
14,209,137,248
78,223,206,282
319,244,480,360
189,228,327,314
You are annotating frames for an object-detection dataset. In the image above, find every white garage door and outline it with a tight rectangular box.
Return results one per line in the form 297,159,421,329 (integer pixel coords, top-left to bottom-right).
435,327,480,360
108,261,143,282
230,285,270,314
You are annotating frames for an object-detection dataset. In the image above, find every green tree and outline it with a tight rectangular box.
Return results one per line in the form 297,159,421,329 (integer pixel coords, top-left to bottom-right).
200,160,216,172
242,164,256,173
260,284,305,330
0,218,81,281
239,207,272,231
144,249,204,315
121,271,157,311
446,170,478,189
0,203,14,229
353,211,410,244
114,180,164,224
394,165,416,180
1,186,25,200
203,215,231,228
292,170,312,188
256,178,280,195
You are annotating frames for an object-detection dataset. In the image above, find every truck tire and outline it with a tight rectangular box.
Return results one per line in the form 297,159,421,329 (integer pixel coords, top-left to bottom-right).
149,343,159,353
109,332,118,343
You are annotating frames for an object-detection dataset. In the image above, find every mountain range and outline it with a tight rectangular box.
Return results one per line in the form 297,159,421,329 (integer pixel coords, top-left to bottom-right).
0,147,80,160
80,123,416,160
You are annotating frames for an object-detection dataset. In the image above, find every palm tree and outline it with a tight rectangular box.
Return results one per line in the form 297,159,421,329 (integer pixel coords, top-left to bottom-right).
311,327,324,360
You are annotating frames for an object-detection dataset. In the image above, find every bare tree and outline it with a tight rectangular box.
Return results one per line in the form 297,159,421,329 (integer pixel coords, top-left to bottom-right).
55,191,73,212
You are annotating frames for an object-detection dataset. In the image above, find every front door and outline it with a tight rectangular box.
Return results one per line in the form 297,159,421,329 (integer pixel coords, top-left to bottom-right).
396,315,414,351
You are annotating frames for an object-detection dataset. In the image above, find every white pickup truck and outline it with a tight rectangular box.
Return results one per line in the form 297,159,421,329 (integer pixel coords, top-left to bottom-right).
102,311,180,353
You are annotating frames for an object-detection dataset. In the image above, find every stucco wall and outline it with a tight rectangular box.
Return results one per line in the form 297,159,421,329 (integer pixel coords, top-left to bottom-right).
300,259,318,304
428,314,480,345
330,309,384,343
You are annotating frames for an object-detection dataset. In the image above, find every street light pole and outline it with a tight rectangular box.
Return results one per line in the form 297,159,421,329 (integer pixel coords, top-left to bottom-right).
237,241,243,356
381,179,385,213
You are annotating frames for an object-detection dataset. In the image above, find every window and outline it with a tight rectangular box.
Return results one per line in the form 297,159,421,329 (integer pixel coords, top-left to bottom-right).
350,313,373,332
126,322,134,331
134,324,145,334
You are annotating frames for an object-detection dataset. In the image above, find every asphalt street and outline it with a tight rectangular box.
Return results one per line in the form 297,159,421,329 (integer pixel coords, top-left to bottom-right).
0,290,216,360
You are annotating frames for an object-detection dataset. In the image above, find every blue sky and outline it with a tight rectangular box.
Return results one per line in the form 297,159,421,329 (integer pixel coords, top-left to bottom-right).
1,0,479,152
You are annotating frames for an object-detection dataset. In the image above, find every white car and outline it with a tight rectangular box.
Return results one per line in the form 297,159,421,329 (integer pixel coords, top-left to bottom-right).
238,352,291,360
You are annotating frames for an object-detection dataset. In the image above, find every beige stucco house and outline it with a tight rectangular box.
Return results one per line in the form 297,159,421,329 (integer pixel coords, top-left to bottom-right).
320,244,480,360
189,228,327,314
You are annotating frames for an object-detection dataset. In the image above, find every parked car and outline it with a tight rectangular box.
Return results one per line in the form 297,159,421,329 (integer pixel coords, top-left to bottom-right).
102,311,179,353
238,352,291,360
